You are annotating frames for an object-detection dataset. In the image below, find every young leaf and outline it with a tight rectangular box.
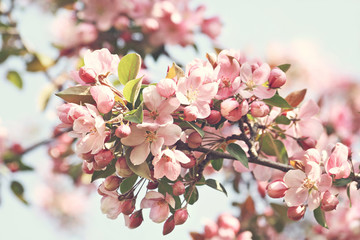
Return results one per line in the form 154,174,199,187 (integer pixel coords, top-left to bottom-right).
10,181,28,205
118,53,141,85
125,147,152,180
313,206,328,229
285,89,307,108
226,143,249,168
26,54,55,72
260,133,288,164
277,64,291,73
120,174,138,194
6,71,23,89
55,86,95,105
91,159,116,182
211,158,224,171
205,179,227,196
123,103,143,124
166,62,185,79
123,77,143,107
263,94,292,109
184,186,199,205
274,115,291,125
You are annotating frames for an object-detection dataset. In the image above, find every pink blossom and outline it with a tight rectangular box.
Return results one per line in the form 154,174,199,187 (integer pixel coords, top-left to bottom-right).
121,124,182,165
57,103,91,127
250,100,270,118
268,68,287,88
99,184,123,219
266,180,288,198
221,98,248,122
153,148,190,181
325,142,351,179
287,205,306,221
321,190,339,211
156,78,177,98
201,16,222,39
283,161,332,210
83,48,120,77
90,85,115,114
140,191,175,223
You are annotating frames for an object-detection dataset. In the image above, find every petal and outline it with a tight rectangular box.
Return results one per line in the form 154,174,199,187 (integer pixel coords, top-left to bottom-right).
193,101,211,119
299,100,320,119
308,190,321,211
305,161,321,181
240,63,252,83
197,82,219,102
130,142,150,165
318,174,332,192
150,137,164,157
283,170,306,187
143,85,163,111
149,202,169,223
157,124,182,145
284,187,308,207
121,126,146,146
298,118,323,140
174,150,190,164
252,63,270,85
253,86,276,99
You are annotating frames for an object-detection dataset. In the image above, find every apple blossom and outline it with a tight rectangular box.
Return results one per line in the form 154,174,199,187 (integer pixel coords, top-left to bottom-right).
287,205,306,221
325,143,351,179
140,191,175,223
221,98,249,122
90,85,115,114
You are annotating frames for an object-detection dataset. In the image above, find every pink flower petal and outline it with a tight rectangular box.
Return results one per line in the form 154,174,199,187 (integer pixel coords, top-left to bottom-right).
284,187,308,207
121,126,146,146
283,170,306,188
130,142,150,165
299,100,320,119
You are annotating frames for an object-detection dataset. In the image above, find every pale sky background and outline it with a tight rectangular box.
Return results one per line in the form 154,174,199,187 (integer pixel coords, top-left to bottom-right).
1,0,360,239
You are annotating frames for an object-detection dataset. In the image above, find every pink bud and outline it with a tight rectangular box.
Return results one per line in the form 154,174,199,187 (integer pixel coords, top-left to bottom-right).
180,154,196,168
163,216,175,235
188,132,202,148
115,124,131,138
217,213,240,233
221,98,248,122
11,143,23,155
104,175,122,191
126,210,143,229
90,85,115,114
204,220,218,238
172,181,185,196
321,191,339,211
122,199,136,215
266,180,288,198
82,161,94,174
269,68,286,88
156,78,177,98
174,208,188,225
79,67,97,84
94,150,114,169
299,138,317,150
206,110,222,125
147,181,159,190
115,157,133,177
287,205,306,221
250,101,270,118
82,151,95,163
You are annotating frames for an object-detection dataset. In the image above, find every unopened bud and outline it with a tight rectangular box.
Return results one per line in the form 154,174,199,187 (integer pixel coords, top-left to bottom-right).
115,124,131,138
156,78,177,98
163,216,175,235
206,110,222,125
104,175,122,191
287,205,306,221
321,191,339,211
82,152,94,163
79,67,97,84
269,68,286,88
172,181,185,196
122,199,136,215
11,143,24,155
94,150,114,169
115,157,133,177
82,161,94,174
126,210,143,229
147,181,159,189
250,101,270,118
174,208,188,225
188,132,202,148
266,180,288,198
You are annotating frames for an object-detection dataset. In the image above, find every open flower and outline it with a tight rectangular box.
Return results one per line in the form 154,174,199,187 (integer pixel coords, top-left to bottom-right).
325,143,351,179
140,191,175,223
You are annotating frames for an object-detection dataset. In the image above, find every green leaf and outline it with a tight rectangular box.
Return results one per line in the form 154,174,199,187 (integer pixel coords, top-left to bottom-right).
118,53,141,85
314,206,328,229
91,159,116,182
182,121,205,138
123,103,143,123
125,147,152,180
123,77,143,107
10,181,28,205
260,133,288,164
26,54,55,72
184,186,199,205
55,86,95,105
6,71,23,89
211,158,223,171
120,174,138,194
263,94,292,109
333,177,352,187
205,179,227,196
226,143,249,168
275,115,291,125
277,64,291,73
347,184,352,207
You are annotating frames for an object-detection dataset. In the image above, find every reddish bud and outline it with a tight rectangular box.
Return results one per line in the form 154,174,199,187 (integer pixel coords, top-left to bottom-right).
82,152,94,163
287,205,306,221
7,162,19,172
321,191,339,211
163,216,175,235
180,154,196,168
94,150,114,169
266,180,288,198
147,181,159,190
174,208,188,225
172,181,185,196
79,67,97,84
269,68,286,88
188,132,202,148
206,110,222,125
104,175,122,191
298,138,317,150
115,157,133,177
11,143,23,155
250,101,270,118
122,199,136,215
82,161,94,174
115,124,131,138
126,210,143,229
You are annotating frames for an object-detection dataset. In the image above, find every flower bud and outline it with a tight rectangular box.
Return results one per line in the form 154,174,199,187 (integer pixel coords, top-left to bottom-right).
79,67,97,84
147,181,159,190
156,78,177,98
115,124,131,138
250,101,270,118
206,110,222,125
321,191,339,211
298,138,317,150
174,208,188,225
104,175,122,191
94,150,114,169
172,181,185,196
90,85,115,114
188,132,202,148
82,161,94,174
269,68,286,88
287,205,306,221
122,199,136,215
221,98,248,122
82,152,94,163
266,180,288,198
11,143,23,155
180,154,196,168
126,210,143,229
163,216,175,235
204,220,218,238
115,157,133,177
